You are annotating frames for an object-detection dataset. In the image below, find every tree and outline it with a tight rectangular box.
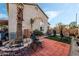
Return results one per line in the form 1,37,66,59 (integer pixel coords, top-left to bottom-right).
53,29,56,36
30,18,34,30
15,3,24,44
57,23,64,39
69,21,77,28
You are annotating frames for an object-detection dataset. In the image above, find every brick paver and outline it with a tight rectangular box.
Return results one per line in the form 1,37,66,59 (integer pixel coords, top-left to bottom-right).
31,37,71,56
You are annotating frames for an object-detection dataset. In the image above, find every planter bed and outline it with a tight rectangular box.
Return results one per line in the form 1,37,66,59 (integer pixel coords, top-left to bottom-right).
46,35,71,44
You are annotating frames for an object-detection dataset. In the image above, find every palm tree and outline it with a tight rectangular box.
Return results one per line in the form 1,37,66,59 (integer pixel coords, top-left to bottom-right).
30,18,34,30
15,3,24,44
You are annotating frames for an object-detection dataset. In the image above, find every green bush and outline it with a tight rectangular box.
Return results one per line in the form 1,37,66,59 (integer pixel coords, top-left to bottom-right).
47,35,71,44
63,36,71,44
33,30,44,36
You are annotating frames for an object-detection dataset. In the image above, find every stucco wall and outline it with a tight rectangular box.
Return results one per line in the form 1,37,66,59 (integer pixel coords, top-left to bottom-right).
23,4,48,33
8,4,48,40
8,4,17,40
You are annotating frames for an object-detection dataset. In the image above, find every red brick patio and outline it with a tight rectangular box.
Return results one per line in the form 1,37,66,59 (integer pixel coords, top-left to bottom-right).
31,37,71,56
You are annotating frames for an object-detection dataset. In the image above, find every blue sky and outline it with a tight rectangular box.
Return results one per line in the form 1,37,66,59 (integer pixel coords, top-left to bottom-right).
0,3,79,27
39,3,79,27
0,3,8,19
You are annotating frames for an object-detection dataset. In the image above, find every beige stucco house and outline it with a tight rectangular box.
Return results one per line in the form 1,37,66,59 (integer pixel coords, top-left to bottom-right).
7,3,48,40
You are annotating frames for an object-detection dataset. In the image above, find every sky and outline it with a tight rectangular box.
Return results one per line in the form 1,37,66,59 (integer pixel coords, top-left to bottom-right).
0,3,8,19
39,3,79,27
0,3,79,27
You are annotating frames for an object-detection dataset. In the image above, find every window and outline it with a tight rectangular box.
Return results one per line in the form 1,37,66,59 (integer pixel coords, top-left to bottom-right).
40,27,43,31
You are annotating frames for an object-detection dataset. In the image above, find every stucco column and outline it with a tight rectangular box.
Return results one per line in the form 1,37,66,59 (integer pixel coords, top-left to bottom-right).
15,4,24,44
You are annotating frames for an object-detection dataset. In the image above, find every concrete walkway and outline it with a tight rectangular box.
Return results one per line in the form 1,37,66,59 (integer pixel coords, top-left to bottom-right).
70,37,79,56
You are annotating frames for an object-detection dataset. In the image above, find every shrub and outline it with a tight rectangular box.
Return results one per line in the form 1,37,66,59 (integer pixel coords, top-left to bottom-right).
33,30,44,36
53,29,56,36
61,36,71,44
47,35,71,44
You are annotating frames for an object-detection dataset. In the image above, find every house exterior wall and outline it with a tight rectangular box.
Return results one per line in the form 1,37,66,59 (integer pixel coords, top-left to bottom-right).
8,3,48,40
23,4,48,33
8,4,17,40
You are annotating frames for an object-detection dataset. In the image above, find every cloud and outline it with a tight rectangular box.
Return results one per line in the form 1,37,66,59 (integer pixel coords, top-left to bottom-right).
49,25,54,28
45,11,60,22
0,13,8,19
45,11,61,28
